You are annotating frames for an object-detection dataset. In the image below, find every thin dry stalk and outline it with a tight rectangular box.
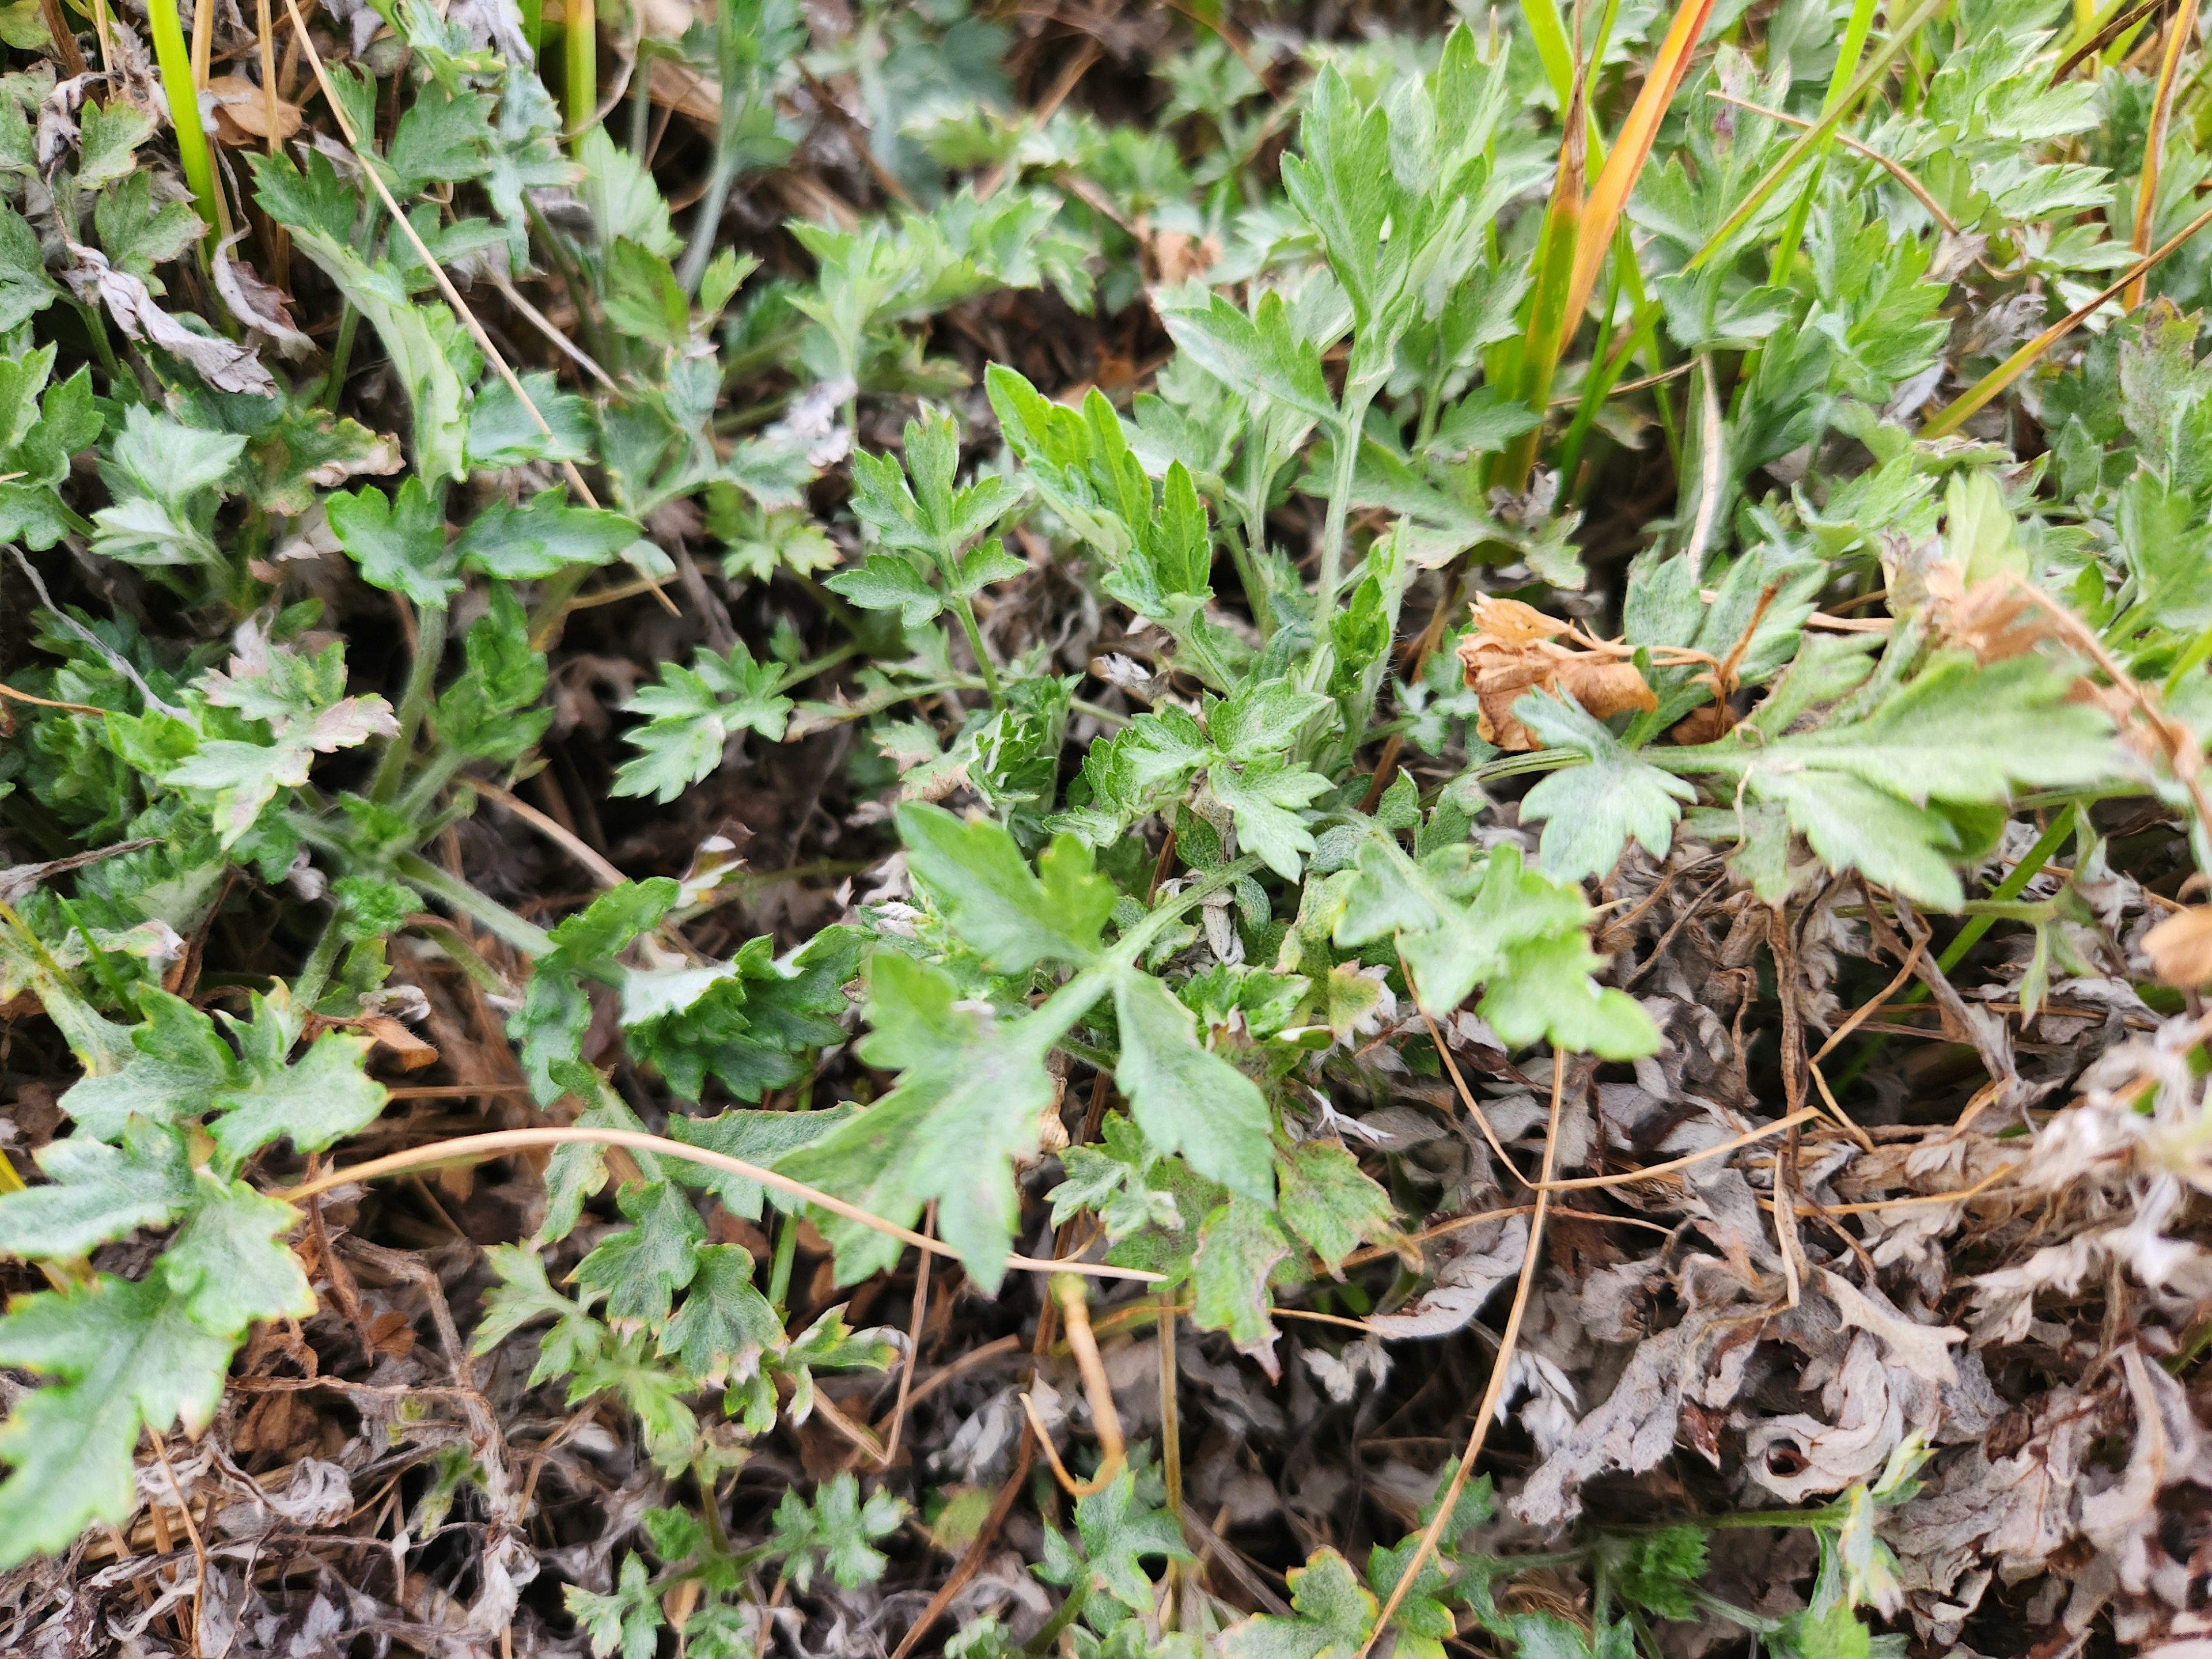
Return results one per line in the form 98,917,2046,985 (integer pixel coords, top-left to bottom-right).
278,1126,1171,1282
1536,1107,1821,1191
878,1203,934,1467
1024,1275,1127,1498
1352,1051,1568,1659
460,777,625,888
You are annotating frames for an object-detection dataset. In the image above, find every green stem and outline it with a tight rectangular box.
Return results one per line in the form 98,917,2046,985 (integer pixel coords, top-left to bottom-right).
949,595,1004,707
1313,399,1373,639
396,747,467,825
1021,1581,1090,1656
411,918,517,995
768,1210,800,1308
372,603,448,802
565,0,596,139
55,895,131,1009
393,853,556,957
145,0,218,252
777,642,861,692
527,565,597,650
291,912,347,1010
675,34,752,294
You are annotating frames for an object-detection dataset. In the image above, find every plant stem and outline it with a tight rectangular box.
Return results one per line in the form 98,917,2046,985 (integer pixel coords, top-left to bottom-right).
372,602,448,802
1020,1581,1089,1656
395,746,467,825
1314,408,1364,631
392,852,556,957
949,595,1004,707
291,912,347,1010
768,1210,800,1308
145,0,218,251
565,0,596,138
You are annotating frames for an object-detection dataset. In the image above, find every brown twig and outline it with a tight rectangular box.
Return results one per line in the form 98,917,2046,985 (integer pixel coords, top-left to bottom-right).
878,1203,934,1467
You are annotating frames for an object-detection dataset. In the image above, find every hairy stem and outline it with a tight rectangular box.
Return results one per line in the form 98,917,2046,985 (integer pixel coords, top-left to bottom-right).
371,602,448,802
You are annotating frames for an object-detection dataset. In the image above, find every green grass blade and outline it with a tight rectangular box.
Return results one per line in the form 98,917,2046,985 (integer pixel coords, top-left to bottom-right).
1685,0,1949,273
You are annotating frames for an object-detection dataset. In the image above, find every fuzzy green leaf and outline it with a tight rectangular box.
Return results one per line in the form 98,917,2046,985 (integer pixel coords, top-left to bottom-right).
897,802,1114,972
0,1274,232,1568
1111,966,1272,1202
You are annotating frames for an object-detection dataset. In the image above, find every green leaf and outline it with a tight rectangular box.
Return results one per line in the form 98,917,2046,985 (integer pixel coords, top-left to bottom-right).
668,1105,857,1218
1727,653,2113,807
1111,967,1272,1202
467,369,594,467
772,1471,908,1590
658,1243,781,1385
384,81,494,196
1279,66,1409,334
896,802,1113,972
566,1553,664,1659
93,172,204,287
473,1243,608,1384
1275,1140,1393,1272
1333,838,1657,1059
1618,1524,1709,1622
1210,760,1332,881
1775,1602,1873,1659
1070,1465,1191,1606
603,237,691,349
1221,1547,1377,1659
325,475,456,606
0,204,50,335
1191,1195,1292,1359
60,985,237,1141
77,100,155,189
578,126,679,256
263,164,468,480
158,1181,313,1337
454,488,639,579
206,1018,387,1168
1516,693,1695,882
822,551,944,624
572,1178,706,1330
1161,288,1338,430
1211,679,1335,761
848,407,1018,576
0,1274,233,1568
611,642,794,802
778,949,1059,1290
0,1124,196,1259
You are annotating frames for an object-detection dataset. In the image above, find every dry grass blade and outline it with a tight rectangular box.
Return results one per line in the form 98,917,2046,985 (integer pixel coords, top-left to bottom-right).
1923,195,2212,435
2128,0,2199,306
1708,89,1961,233
1562,0,1719,332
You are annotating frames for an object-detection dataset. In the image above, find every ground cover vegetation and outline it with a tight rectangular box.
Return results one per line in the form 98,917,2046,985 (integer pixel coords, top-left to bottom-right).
0,0,2208,1653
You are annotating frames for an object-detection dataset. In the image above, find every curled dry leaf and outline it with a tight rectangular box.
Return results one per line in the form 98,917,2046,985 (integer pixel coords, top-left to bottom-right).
62,242,276,396
213,234,315,361
1455,594,1656,751
2143,905,2212,987
205,74,304,144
